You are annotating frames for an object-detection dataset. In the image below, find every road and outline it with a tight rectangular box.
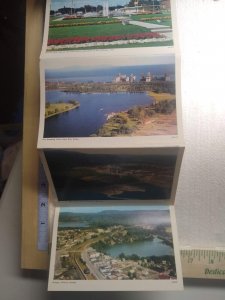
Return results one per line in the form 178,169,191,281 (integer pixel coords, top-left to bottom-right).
81,249,105,280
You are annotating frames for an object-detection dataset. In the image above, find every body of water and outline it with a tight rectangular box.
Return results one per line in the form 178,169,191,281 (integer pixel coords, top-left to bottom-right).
59,221,89,228
44,90,153,137
56,182,170,201
102,236,174,257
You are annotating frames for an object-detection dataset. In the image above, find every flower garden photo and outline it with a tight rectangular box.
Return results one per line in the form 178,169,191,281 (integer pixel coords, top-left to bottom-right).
46,0,174,51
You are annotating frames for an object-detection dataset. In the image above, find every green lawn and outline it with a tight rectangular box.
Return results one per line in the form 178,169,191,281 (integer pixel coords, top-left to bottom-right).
49,23,151,39
50,16,116,26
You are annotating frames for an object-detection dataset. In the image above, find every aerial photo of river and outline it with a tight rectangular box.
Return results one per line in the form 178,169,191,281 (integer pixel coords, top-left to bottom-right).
103,236,174,257
43,55,175,138
44,91,153,137
54,206,177,281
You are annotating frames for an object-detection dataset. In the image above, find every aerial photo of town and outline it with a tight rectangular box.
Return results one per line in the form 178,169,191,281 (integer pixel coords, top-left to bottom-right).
43,53,177,138
47,0,173,51
44,148,178,201
53,206,177,281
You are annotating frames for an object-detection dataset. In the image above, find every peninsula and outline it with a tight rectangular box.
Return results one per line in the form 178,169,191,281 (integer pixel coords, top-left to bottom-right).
45,100,80,119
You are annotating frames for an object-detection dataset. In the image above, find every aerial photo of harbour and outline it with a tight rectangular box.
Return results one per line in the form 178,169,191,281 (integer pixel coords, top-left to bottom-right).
44,148,178,201
47,0,173,51
53,206,177,281
43,53,177,138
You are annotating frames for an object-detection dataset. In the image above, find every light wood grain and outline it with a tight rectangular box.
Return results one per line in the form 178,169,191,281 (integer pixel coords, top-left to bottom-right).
21,0,48,270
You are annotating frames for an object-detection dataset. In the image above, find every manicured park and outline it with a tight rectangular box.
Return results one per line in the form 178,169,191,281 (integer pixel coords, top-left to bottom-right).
47,13,173,50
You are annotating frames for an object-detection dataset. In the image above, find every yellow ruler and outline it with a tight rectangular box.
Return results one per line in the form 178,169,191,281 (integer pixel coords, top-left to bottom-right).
180,248,225,279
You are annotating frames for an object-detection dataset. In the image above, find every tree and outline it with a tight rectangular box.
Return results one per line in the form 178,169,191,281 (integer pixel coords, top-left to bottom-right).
119,253,126,260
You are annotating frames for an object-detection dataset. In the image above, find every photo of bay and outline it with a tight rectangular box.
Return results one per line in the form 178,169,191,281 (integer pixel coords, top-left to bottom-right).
53,206,177,281
43,53,177,138
43,148,178,201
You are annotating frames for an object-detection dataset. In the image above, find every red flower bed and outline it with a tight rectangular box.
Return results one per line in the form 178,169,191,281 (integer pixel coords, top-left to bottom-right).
48,32,164,46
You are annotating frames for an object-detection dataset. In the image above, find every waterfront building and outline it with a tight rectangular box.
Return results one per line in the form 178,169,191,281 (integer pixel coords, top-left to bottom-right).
114,73,136,83
164,73,171,81
114,73,127,82
128,73,136,82
140,72,152,82
146,72,152,82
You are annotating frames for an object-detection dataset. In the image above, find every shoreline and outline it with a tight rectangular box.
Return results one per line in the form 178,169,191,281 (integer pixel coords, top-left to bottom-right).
98,98,177,137
148,91,175,102
45,103,79,119
46,81,175,95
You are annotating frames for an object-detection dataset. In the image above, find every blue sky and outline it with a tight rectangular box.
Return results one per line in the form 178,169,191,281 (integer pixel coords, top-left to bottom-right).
45,53,175,72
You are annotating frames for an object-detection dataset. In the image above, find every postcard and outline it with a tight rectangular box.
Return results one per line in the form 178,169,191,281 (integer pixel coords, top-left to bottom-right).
41,0,177,55
40,147,183,204
39,0,184,291
48,205,183,291
38,48,182,148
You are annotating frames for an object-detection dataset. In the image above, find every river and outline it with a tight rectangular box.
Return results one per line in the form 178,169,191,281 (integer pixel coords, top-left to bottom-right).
44,90,153,137
58,221,89,228
101,236,174,257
